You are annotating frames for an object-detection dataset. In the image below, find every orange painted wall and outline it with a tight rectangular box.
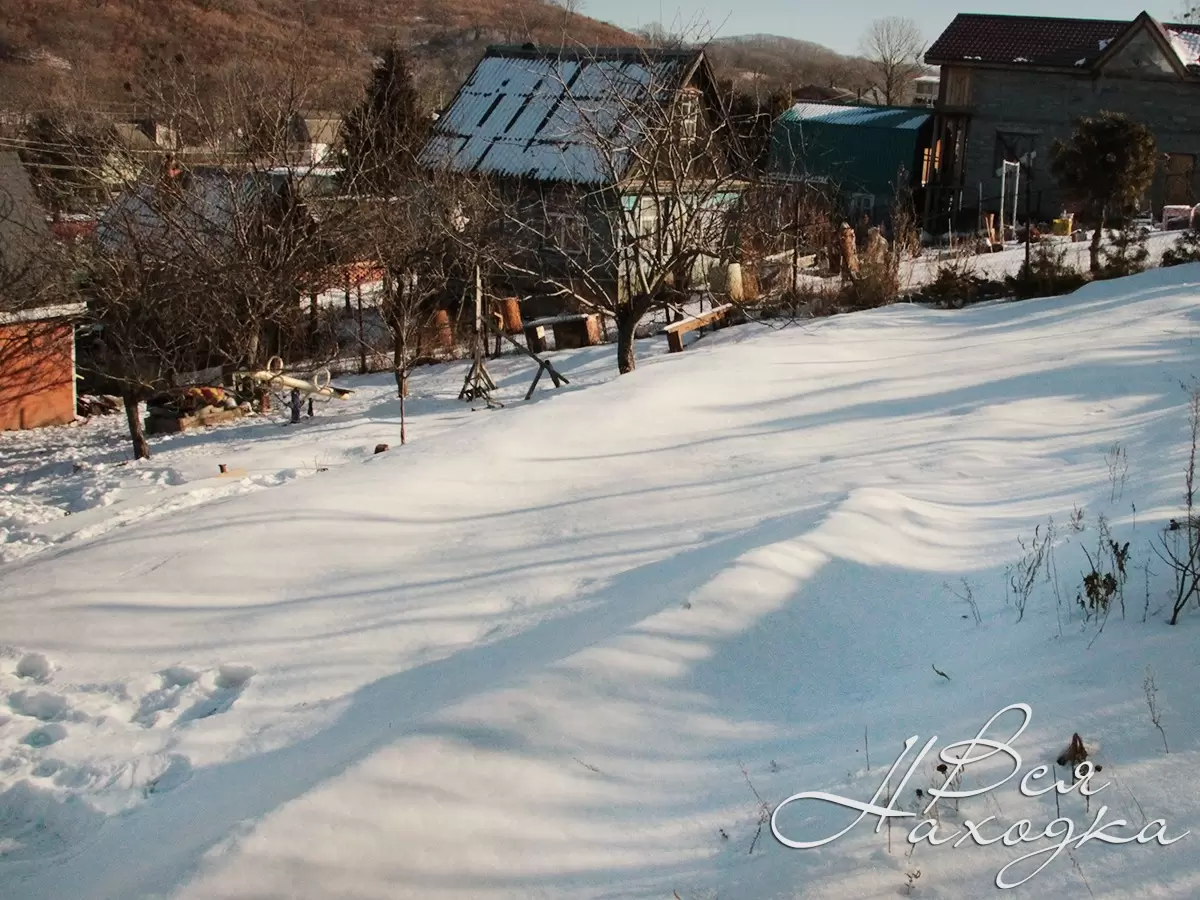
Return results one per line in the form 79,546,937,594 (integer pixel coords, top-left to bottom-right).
0,319,76,430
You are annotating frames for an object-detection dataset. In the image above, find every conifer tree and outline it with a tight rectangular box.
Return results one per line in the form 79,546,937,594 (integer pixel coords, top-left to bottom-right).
340,47,427,195
1049,112,1157,274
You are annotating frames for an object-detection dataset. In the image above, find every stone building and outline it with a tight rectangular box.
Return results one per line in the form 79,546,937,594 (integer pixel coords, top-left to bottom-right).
923,11,1200,230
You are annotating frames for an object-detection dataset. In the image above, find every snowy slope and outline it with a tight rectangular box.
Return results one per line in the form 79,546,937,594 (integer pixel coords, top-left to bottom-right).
3,267,1200,899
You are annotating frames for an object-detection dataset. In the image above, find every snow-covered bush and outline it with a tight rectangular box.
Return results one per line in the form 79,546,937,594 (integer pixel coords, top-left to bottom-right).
1161,229,1200,268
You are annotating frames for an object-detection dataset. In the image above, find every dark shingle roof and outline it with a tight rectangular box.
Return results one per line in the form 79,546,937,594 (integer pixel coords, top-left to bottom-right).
926,13,1200,68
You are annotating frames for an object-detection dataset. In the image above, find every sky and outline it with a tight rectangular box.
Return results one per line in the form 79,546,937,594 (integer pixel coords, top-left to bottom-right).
585,0,1186,54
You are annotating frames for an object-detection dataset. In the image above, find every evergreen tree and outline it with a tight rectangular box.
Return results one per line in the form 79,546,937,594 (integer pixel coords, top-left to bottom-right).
340,47,427,195
19,114,109,215
1049,112,1157,274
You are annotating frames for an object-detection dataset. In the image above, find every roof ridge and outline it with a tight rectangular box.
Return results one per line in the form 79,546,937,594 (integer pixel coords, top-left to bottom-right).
949,12,1130,26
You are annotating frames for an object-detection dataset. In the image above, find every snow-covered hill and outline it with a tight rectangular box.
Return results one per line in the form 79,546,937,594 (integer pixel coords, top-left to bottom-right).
3,266,1200,899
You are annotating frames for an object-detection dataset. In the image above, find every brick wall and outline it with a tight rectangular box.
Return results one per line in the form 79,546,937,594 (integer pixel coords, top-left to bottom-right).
959,66,1200,219
0,319,76,430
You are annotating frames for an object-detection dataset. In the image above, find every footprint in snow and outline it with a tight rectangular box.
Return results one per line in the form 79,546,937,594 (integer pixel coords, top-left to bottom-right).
176,664,254,725
15,653,53,683
23,723,68,748
8,690,70,722
132,666,201,728
144,754,193,796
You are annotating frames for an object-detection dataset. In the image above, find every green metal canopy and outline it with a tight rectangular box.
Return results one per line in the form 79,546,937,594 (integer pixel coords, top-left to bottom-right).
770,103,931,200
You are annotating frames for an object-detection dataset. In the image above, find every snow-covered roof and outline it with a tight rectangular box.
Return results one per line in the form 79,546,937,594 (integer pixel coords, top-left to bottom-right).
781,103,931,131
1167,27,1200,66
0,301,87,325
419,46,702,185
96,169,262,257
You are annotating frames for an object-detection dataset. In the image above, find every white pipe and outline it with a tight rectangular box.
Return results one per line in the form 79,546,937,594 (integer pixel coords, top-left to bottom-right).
234,358,350,399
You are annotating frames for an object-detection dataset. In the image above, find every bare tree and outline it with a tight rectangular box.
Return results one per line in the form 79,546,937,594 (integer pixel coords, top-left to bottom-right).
859,18,926,106
354,171,495,442
79,249,208,459
84,66,355,457
427,45,751,375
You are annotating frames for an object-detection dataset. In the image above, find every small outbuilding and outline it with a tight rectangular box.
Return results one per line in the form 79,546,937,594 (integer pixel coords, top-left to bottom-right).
0,305,81,430
770,102,935,224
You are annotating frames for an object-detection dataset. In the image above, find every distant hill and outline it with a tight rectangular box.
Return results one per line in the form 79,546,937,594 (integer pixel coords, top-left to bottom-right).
707,33,873,96
0,0,641,114
0,3,907,127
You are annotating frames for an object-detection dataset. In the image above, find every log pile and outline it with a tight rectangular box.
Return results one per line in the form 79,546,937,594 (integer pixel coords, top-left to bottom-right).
145,385,250,435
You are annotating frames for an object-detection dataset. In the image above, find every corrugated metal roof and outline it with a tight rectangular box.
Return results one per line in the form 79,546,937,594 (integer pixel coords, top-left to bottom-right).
779,103,930,131
419,47,700,184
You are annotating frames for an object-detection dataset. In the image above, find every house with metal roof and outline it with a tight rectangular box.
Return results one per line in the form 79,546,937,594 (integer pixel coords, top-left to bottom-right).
418,44,745,314
769,101,935,226
923,11,1200,231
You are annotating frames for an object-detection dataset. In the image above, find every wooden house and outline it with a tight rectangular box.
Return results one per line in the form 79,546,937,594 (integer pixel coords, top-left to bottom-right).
418,45,745,317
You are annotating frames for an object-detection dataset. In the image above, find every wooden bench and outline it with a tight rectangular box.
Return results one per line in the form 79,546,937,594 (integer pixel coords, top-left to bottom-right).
523,313,602,353
663,304,732,353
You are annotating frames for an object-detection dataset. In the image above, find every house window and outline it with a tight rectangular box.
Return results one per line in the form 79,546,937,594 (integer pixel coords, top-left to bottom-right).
1164,152,1196,207
678,94,699,143
994,131,1037,171
547,210,587,255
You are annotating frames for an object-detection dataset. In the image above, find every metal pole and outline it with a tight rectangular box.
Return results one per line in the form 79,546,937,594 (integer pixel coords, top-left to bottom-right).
999,164,1006,247
1012,162,1020,246
1025,164,1033,271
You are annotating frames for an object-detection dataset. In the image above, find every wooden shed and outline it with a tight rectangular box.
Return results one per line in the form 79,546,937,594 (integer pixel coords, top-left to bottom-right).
0,305,80,430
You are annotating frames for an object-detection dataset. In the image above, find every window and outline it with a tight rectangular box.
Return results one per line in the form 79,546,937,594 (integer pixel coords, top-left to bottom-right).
678,94,699,143
994,131,1037,171
921,138,943,186
547,210,588,255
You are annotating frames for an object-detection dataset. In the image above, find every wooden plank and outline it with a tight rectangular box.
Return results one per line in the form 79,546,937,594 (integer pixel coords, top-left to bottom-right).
662,304,732,335
523,314,592,328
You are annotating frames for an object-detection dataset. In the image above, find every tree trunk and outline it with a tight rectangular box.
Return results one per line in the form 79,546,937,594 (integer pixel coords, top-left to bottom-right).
1089,216,1105,275
400,390,407,446
394,331,408,398
615,305,638,374
356,285,367,375
123,391,149,460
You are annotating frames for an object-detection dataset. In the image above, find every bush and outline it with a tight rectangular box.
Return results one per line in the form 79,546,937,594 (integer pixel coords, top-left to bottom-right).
912,252,1008,308
1098,225,1150,279
1162,229,1200,267
1005,241,1088,299
840,253,900,311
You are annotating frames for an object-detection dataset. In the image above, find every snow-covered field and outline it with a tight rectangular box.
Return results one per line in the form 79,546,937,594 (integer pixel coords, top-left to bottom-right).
3,266,1200,899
